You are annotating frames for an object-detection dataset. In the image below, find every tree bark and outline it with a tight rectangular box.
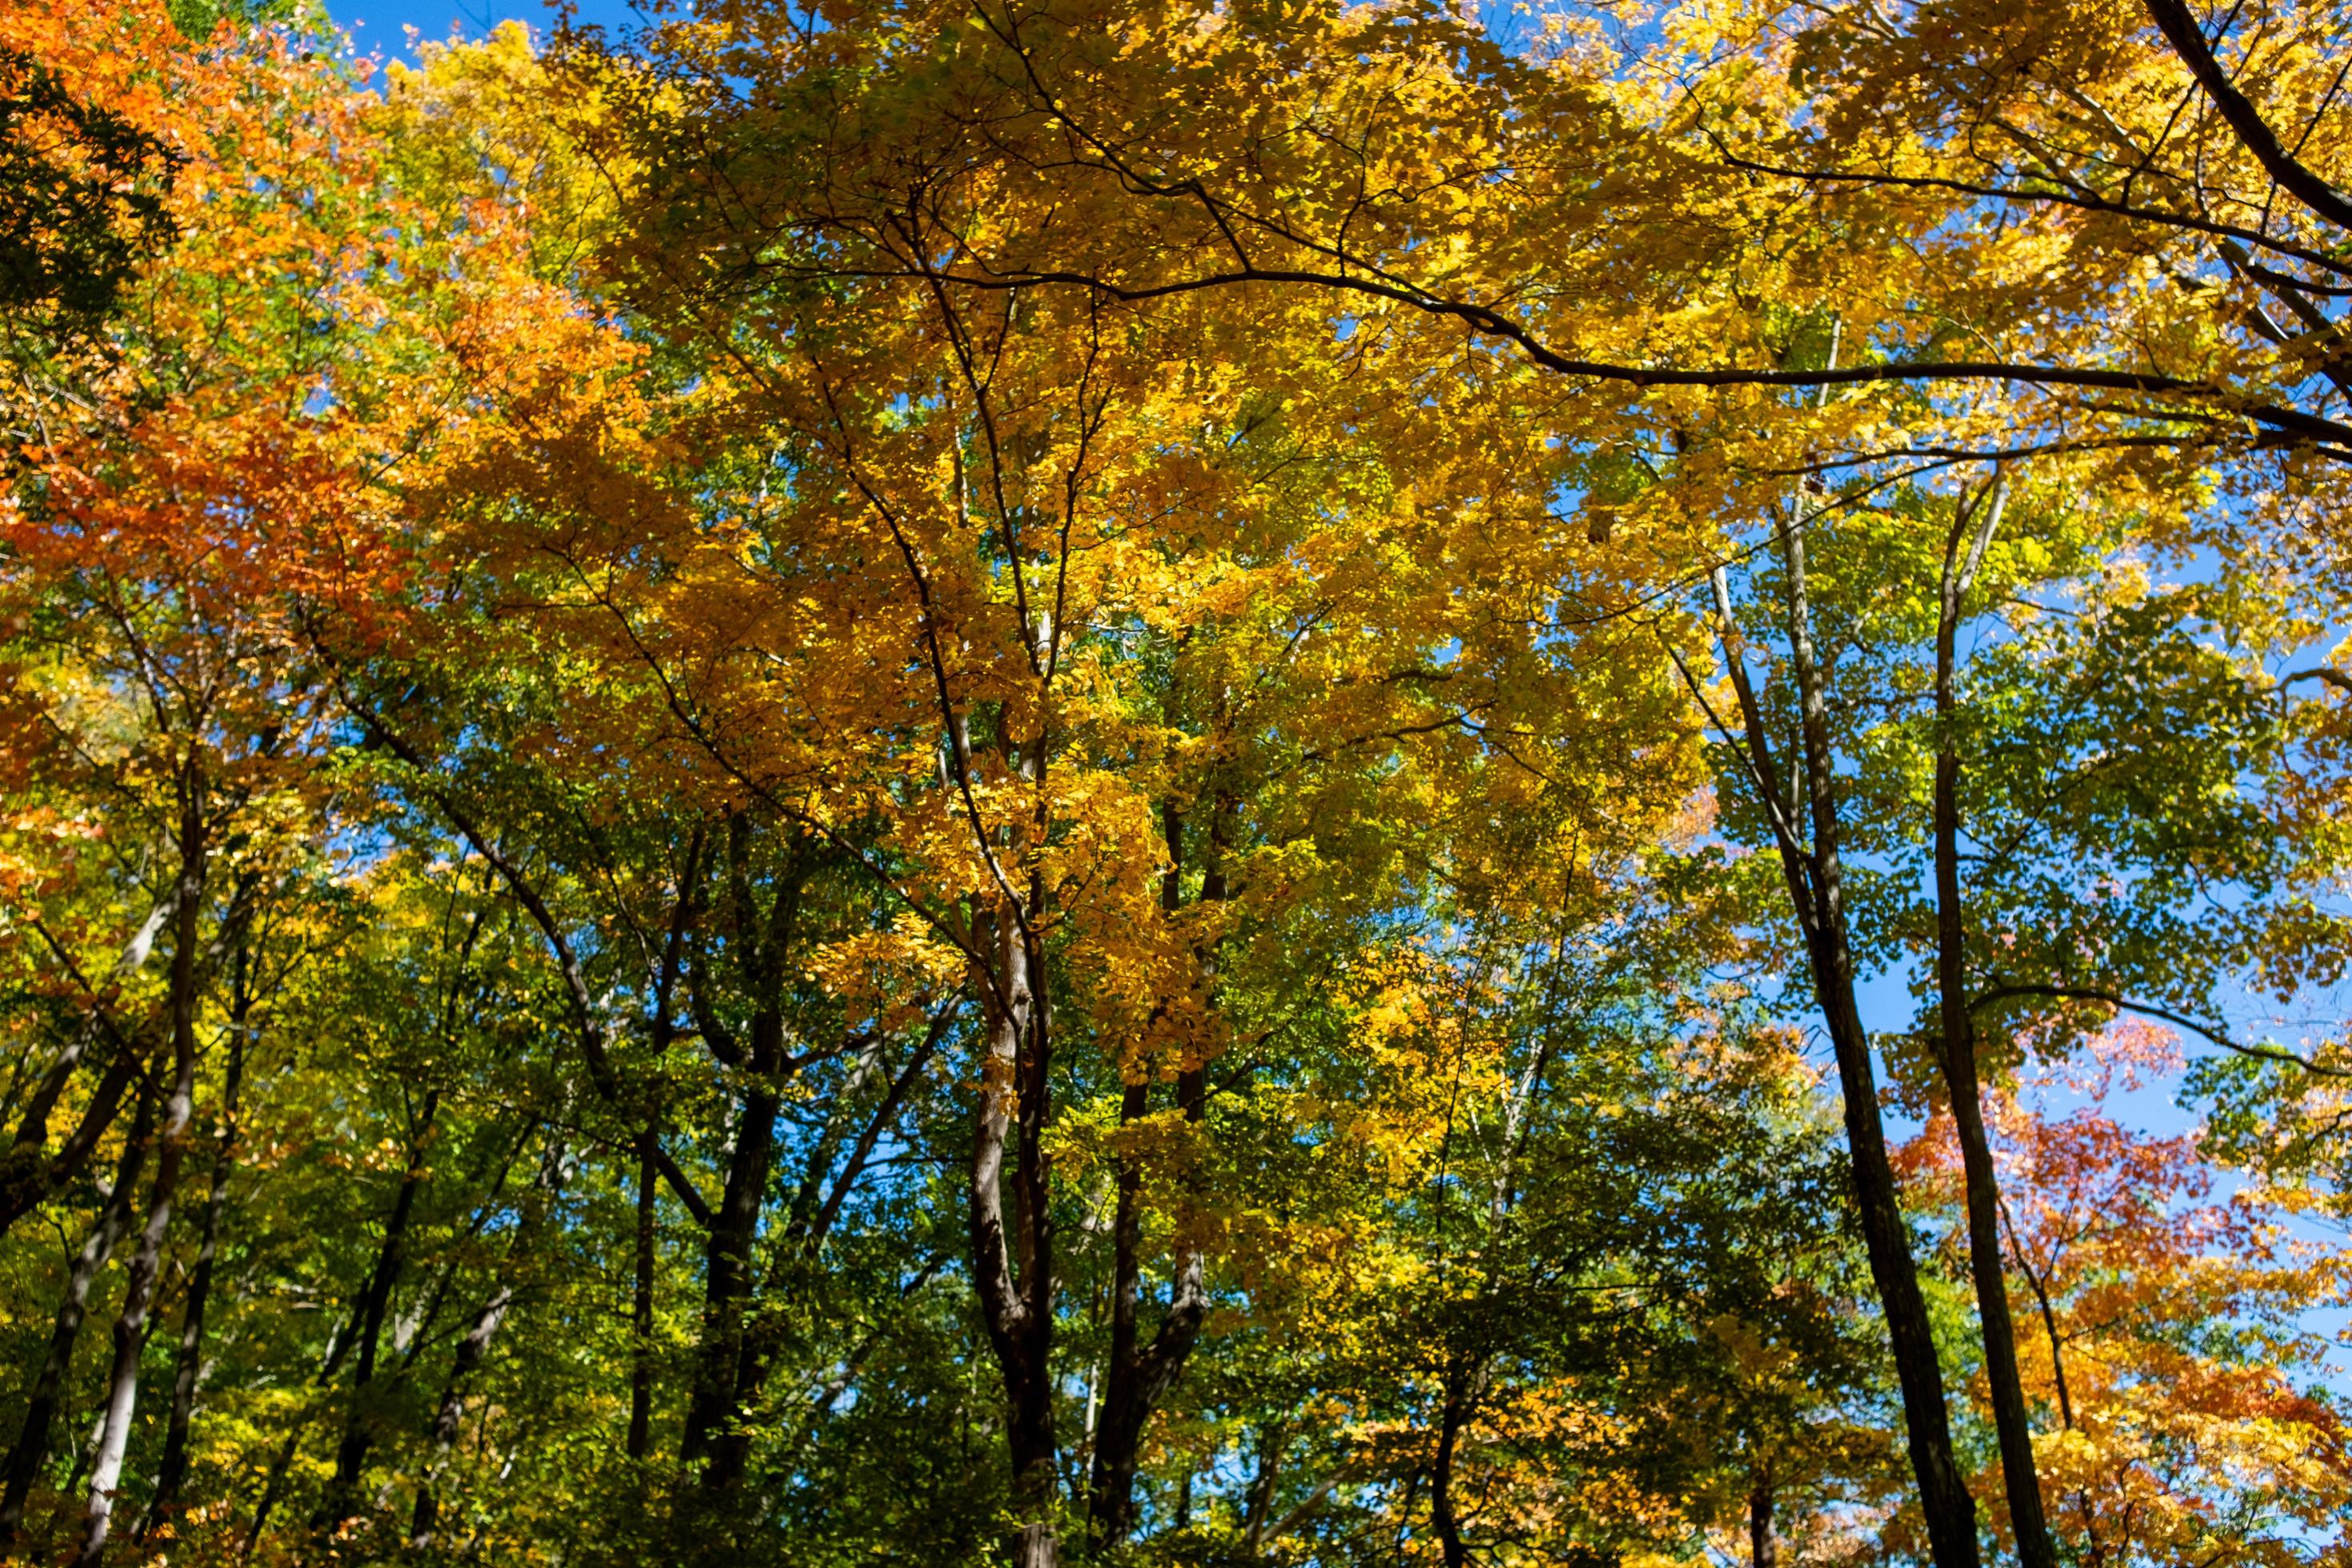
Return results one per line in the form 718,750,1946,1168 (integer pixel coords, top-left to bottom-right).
969,898,1058,1566
1240,1423,1285,1554
0,1081,156,1542
626,829,701,1465
239,1284,374,1564
0,902,178,1243
408,1137,562,1550
684,818,803,1488
1428,1354,1480,1568
2,886,257,1247
1086,1070,1209,1546
144,934,251,1536
1931,484,2057,1568
682,1022,781,1485
1712,530,1980,1568
403,1282,511,1553
1087,800,1214,1548
80,800,207,1564
0,1031,151,1246
629,1133,658,1461
315,1088,440,1531
1750,1472,1777,1568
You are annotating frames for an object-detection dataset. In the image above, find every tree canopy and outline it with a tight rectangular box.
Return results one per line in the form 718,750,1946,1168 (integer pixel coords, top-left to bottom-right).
2,0,2350,1563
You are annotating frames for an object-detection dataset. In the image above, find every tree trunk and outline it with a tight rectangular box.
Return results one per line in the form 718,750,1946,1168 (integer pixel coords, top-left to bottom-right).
0,900,178,1243
1087,801,1213,1549
969,902,1058,1566
0,1032,149,1246
404,1282,513,1552
1717,529,1979,1568
1750,1472,1776,1568
1240,1423,1285,1554
1932,483,2057,1568
1428,1354,1478,1568
238,1253,375,1561
0,1082,156,1541
683,819,809,1488
145,938,250,1536
316,1089,440,1531
683,1033,780,1486
629,1133,657,1460
407,1136,562,1550
1086,1063,1208,1546
1802,930,1978,1568
80,806,207,1564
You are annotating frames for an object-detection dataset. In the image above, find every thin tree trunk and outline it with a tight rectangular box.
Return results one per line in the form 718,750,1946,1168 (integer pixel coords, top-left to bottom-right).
683,820,802,1488
1087,801,1213,1549
1240,1424,1285,1554
2006,1203,2074,1432
1428,1355,1478,1568
1086,1064,1208,1544
2,882,258,1248
1710,532,1980,1568
0,901,177,1242
404,1282,512,1552
682,1050,779,1484
0,1082,156,1541
145,936,251,1536
1932,483,2056,1568
629,830,698,1466
409,1137,563,1551
629,1133,657,1460
81,801,207,1564
239,1232,391,1561
62,1407,105,1513
316,1089,440,1531
1090,1078,1151,1542
0,1034,149,1246
707,1002,954,1482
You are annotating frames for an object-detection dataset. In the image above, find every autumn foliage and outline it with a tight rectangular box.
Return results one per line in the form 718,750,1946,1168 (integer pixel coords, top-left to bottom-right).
1,0,2350,1564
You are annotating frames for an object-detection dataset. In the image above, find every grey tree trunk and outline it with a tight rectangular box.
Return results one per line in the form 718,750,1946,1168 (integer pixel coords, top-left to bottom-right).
81,804,208,1563
0,899,178,1243
407,1137,562,1550
405,1282,514,1551
968,900,1059,1566
0,1082,156,1540
145,937,250,1535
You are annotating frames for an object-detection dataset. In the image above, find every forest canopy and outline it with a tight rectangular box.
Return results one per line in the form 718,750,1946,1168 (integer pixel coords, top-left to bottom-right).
2,0,2352,1562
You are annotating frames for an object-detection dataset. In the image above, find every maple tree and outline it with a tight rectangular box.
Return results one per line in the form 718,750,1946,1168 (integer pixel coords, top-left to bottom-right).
0,0,2349,1564
1900,1028,2352,1566
558,0,2352,1555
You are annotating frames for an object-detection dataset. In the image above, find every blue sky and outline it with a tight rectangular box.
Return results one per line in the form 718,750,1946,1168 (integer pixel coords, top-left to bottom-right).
329,0,646,62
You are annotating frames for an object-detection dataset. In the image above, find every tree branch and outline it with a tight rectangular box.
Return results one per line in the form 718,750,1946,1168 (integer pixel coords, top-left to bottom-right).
1970,982,2350,1076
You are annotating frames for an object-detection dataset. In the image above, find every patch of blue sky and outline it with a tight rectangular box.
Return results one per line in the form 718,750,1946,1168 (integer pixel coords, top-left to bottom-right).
328,0,652,74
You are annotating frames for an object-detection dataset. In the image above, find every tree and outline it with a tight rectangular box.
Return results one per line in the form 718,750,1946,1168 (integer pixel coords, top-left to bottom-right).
1902,1026,2352,1566
2,3,2350,1563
